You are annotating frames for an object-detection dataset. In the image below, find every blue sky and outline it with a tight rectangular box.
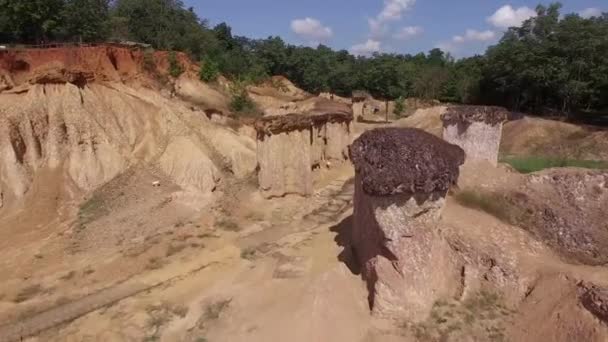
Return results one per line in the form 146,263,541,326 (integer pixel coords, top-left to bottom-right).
184,0,606,57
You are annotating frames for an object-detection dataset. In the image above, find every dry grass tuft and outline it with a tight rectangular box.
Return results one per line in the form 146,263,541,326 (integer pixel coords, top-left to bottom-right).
240,247,258,260
405,291,512,341
216,218,240,232
166,243,187,257
146,257,166,270
204,298,232,321
13,284,43,303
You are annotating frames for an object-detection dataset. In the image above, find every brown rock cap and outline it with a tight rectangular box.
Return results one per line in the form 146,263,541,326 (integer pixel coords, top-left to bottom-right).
254,112,352,139
349,127,465,196
441,105,508,127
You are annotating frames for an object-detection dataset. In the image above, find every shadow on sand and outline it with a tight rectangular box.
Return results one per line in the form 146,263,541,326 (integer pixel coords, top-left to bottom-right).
329,215,361,276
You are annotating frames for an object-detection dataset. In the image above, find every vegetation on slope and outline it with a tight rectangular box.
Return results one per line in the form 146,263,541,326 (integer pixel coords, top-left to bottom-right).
500,156,608,174
1,1,607,115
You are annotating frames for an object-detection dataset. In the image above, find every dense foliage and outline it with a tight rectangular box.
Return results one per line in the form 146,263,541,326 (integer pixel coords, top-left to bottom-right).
1,1,606,115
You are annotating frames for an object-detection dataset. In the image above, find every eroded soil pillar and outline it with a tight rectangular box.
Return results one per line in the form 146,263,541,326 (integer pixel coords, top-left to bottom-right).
349,127,465,321
441,106,508,166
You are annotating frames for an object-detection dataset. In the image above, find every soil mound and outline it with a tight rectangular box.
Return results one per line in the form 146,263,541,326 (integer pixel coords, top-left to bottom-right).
393,105,446,136
502,117,608,160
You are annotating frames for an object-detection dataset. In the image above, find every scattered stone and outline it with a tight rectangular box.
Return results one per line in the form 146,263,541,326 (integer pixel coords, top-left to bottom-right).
441,105,508,166
349,127,465,321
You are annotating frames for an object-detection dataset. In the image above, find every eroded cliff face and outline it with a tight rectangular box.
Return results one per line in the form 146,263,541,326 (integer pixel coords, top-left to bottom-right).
0,46,194,87
0,46,256,211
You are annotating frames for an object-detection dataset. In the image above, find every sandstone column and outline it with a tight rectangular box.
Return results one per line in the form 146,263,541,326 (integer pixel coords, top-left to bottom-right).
441,105,508,166
349,127,465,321
324,122,349,161
255,114,314,198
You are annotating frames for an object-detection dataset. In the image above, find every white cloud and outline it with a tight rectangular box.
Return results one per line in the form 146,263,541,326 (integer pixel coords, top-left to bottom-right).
378,0,416,22
437,29,497,57
368,0,416,39
458,29,496,42
579,7,602,18
356,0,417,53
487,5,536,29
368,18,389,39
351,39,381,56
393,26,423,40
290,17,333,44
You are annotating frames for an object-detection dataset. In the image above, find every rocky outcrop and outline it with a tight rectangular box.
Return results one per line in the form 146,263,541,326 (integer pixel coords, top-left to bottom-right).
255,112,352,198
441,106,508,166
349,127,465,320
579,283,608,324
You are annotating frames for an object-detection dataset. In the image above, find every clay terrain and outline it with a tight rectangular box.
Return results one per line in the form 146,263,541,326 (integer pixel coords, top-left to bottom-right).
1,46,608,342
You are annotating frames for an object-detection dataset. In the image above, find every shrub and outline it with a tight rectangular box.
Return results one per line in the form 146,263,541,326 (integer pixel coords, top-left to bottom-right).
229,80,257,114
394,96,406,117
168,51,184,78
199,59,220,82
143,49,156,73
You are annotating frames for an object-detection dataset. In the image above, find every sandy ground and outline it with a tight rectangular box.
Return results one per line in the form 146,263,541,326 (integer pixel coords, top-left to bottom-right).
1,118,608,342
0,157,607,342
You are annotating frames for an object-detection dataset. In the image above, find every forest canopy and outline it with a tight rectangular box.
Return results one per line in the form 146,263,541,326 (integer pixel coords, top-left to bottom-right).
0,0,606,115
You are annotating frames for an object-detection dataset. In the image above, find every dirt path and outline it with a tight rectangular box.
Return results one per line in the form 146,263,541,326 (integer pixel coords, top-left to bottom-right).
0,281,149,342
0,175,356,342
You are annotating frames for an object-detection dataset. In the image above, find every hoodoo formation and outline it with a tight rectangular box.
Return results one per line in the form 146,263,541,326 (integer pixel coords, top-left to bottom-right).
349,127,465,320
254,111,352,198
441,105,509,166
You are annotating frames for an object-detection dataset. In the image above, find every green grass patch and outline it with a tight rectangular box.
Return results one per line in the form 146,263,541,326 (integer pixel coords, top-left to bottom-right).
500,156,608,174
454,190,533,227
78,194,108,226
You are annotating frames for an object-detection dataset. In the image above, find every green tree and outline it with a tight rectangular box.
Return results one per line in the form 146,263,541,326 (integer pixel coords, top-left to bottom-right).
0,0,65,43
61,0,110,41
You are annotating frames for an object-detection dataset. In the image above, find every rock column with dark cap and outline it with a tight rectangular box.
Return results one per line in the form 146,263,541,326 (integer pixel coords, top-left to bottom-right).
349,127,465,321
441,105,508,166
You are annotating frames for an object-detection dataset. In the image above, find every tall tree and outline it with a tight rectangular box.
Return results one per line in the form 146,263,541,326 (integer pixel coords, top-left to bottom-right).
0,0,64,43
61,0,110,41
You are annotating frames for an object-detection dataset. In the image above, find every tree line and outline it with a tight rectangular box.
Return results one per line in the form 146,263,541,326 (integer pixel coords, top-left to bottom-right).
1,1,606,115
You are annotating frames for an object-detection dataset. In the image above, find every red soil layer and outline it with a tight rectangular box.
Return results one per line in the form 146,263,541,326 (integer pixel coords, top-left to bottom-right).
0,45,197,87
